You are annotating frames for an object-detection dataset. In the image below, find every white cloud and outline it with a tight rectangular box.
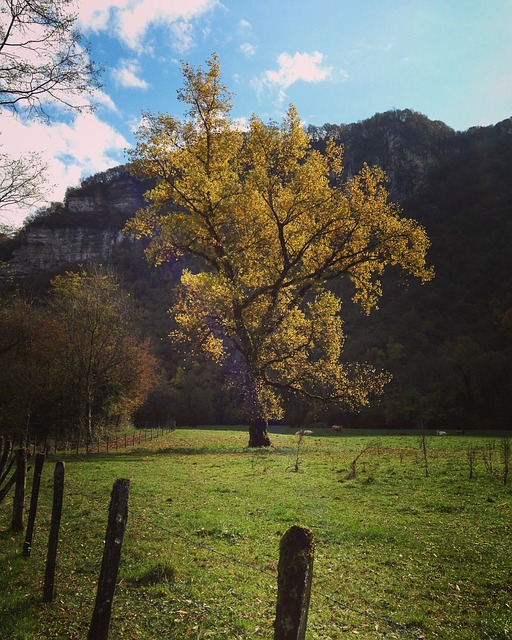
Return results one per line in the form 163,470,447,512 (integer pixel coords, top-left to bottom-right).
78,0,125,32
253,51,333,104
169,20,195,54
232,116,250,132
90,88,119,113
111,59,150,89
0,112,129,227
79,0,218,51
266,51,332,89
240,42,257,56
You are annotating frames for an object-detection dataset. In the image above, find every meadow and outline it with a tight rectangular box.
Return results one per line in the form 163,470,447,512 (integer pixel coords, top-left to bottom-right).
0,426,511,639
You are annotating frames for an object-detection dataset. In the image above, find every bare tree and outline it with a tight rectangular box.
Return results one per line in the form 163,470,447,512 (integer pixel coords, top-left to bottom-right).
0,149,50,212
0,0,102,220
0,0,101,120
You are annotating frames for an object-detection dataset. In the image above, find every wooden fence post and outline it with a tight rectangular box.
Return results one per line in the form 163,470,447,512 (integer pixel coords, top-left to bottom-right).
23,453,45,556
88,478,130,640
43,461,65,602
11,448,27,532
274,525,314,640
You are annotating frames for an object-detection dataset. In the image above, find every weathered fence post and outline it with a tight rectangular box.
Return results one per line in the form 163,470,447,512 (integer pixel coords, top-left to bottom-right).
23,453,45,556
11,448,27,532
88,478,130,640
274,525,314,640
43,461,65,602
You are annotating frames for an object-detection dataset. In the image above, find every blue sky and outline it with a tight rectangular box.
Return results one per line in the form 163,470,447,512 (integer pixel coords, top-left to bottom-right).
2,0,512,227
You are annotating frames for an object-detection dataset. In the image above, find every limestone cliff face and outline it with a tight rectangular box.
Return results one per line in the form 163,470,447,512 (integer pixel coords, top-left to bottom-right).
8,227,126,275
65,175,143,217
8,170,145,276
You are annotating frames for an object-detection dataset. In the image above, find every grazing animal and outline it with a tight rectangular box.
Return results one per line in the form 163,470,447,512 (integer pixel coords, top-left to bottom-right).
295,429,313,436
331,425,343,432
436,430,447,436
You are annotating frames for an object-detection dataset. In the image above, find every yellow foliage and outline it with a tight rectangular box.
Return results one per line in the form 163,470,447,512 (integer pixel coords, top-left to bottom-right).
126,55,433,421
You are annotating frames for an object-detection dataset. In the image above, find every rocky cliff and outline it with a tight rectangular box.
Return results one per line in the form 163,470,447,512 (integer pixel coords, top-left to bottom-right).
6,168,145,276
8,227,126,276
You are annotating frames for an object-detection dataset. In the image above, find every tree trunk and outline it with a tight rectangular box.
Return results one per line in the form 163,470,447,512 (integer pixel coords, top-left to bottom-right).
248,419,271,448
12,448,27,532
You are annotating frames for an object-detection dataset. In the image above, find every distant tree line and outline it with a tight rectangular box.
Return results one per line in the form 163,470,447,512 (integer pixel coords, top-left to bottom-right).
0,267,158,443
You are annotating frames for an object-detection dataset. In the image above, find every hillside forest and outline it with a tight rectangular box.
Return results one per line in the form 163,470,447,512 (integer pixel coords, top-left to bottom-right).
1,107,512,440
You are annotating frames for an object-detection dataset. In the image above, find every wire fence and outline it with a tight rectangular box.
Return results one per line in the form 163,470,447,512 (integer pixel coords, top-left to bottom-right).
24,425,176,457
0,437,432,639
131,507,428,640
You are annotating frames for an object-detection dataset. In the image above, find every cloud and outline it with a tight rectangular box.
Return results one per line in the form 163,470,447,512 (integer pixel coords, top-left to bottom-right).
90,88,119,113
232,116,250,132
111,59,150,89
0,112,129,227
169,20,195,54
79,0,218,51
253,51,332,104
265,51,332,89
240,42,257,56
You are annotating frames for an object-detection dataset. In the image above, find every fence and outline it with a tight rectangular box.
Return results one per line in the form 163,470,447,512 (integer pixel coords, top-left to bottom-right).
0,438,428,639
20,425,176,457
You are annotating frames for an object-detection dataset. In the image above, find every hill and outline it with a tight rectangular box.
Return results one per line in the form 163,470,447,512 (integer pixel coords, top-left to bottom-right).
2,109,512,429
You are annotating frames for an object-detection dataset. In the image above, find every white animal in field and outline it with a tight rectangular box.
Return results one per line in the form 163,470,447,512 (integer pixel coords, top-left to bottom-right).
295,429,313,436
436,430,447,436
331,425,343,432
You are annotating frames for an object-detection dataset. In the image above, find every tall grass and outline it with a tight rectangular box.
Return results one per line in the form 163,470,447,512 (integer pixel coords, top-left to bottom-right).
0,427,511,639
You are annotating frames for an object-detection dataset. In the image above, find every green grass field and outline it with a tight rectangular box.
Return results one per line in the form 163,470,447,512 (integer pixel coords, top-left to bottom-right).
0,427,511,639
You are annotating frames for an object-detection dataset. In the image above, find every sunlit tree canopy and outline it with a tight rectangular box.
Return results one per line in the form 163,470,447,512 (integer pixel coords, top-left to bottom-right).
126,54,433,446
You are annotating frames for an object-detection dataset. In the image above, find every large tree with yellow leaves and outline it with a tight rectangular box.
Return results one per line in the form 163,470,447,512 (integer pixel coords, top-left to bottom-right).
126,55,433,447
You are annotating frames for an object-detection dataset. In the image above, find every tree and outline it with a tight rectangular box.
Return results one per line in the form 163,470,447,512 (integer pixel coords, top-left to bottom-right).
0,150,50,212
0,0,101,221
126,55,433,447
0,294,62,438
49,267,158,441
0,0,101,119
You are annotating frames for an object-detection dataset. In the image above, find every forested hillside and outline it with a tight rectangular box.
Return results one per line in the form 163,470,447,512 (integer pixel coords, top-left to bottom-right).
2,109,511,430
320,110,512,429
